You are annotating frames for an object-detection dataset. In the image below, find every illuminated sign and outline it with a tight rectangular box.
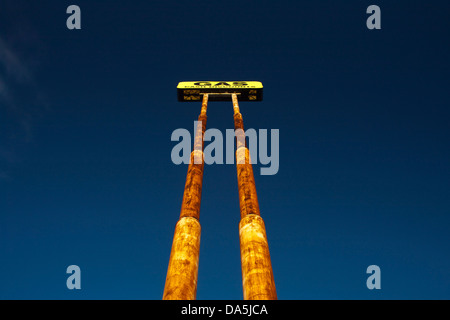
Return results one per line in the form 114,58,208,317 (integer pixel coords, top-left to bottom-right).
177,81,263,102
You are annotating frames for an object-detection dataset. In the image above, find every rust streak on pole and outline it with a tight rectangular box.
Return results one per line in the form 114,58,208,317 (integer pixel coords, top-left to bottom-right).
163,94,209,300
232,93,277,300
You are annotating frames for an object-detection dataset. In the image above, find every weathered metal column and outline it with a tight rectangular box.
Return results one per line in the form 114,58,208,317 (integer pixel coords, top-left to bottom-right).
163,94,208,300
232,93,277,300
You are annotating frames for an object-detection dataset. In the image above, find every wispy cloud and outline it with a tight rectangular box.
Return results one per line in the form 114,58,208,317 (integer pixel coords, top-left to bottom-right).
0,36,33,83
0,35,37,108
0,34,45,180
0,74,11,102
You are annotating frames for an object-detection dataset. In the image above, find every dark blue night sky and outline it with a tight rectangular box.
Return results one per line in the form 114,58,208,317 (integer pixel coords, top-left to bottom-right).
1,1,449,299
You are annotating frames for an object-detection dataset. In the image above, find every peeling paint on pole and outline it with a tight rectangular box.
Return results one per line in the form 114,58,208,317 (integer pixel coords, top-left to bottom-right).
163,217,201,300
239,215,277,300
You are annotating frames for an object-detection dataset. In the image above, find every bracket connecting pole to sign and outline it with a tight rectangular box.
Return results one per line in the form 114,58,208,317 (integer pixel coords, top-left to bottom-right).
200,92,241,95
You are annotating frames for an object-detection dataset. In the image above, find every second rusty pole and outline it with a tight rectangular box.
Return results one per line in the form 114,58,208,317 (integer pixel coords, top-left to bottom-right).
232,93,277,300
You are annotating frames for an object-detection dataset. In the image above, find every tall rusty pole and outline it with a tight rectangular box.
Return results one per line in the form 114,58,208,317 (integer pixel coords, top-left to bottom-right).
232,93,277,300
163,94,209,300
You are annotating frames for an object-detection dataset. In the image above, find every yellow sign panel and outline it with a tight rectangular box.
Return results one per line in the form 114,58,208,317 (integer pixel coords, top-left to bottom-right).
177,81,263,102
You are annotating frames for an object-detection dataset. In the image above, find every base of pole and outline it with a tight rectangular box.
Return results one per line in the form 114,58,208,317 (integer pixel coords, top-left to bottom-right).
163,217,201,300
239,214,277,300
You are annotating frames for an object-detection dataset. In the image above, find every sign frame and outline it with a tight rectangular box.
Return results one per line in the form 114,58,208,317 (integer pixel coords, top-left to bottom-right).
177,81,263,102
